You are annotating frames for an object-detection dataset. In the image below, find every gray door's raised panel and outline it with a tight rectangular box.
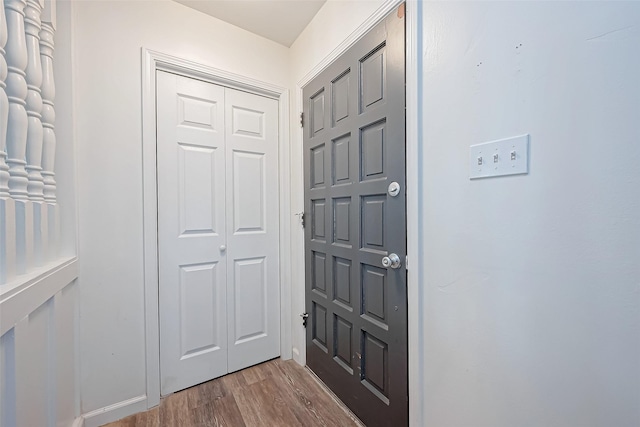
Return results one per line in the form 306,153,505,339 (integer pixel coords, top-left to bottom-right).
360,44,386,113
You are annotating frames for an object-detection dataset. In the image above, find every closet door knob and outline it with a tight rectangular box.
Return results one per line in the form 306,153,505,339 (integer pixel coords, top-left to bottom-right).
220,245,227,252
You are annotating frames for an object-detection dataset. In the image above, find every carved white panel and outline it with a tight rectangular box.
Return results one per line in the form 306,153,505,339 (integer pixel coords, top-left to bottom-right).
0,198,16,283
32,199,44,265
45,201,57,259
178,94,217,131
39,10,55,204
54,282,77,427
0,328,16,427
5,0,29,200
0,0,10,197
232,150,265,233
15,199,33,273
178,143,217,236
24,0,44,202
15,297,52,427
0,0,9,279
233,257,266,343
1,277,77,427
231,105,264,138
179,263,220,359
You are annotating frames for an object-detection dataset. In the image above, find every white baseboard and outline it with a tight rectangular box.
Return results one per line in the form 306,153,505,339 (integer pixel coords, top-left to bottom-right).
292,346,304,366
81,395,148,427
71,416,85,427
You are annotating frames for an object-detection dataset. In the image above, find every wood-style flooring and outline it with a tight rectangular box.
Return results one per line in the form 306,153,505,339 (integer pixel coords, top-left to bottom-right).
103,359,363,427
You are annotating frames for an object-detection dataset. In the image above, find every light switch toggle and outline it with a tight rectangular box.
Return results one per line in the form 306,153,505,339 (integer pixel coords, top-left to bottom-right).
469,134,529,179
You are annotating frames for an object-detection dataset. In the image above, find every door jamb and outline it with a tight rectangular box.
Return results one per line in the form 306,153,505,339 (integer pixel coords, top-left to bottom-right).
141,49,292,407
292,1,424,425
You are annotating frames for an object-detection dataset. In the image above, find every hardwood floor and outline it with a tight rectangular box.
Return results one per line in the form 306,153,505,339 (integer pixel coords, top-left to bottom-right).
103,359,363,427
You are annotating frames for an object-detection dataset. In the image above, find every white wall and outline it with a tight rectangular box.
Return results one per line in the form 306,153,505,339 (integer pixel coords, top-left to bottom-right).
419,2,640,426
288,0,387,365
289,0,387,84
71,0,290,420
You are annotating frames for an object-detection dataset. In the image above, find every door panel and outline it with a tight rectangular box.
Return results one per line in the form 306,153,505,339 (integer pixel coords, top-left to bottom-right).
225,88,280,373
178,262,220,357
158,73,280,395
232,151,265,232
303,9,407,427
157,71,227,395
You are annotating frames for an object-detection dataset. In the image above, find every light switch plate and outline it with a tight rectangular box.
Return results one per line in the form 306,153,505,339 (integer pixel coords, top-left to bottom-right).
469,134,529,179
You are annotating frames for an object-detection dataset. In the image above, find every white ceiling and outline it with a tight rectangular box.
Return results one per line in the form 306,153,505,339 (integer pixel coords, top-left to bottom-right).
173,0,327,47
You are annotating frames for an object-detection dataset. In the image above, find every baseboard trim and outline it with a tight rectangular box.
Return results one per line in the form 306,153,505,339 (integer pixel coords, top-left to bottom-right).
72,416,85,427
81,395,147,427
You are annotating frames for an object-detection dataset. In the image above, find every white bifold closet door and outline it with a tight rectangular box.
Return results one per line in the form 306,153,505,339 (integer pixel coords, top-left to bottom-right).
157,71,280,396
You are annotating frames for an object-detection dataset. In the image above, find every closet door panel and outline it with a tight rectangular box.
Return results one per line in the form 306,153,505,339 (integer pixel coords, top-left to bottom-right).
157,71,228,395
225,88,280,372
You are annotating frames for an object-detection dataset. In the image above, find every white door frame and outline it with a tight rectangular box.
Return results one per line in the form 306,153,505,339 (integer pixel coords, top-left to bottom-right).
141,49,292,406
291,1,424,425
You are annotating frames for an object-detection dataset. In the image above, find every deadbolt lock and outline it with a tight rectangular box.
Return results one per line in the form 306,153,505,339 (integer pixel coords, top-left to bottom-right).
388,182,400,197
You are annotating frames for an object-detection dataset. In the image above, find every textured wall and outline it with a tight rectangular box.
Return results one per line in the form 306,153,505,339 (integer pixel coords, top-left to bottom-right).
419,2,640,425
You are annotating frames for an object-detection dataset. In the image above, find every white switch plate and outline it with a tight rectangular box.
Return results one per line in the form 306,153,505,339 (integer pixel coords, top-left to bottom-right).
469,134,529,179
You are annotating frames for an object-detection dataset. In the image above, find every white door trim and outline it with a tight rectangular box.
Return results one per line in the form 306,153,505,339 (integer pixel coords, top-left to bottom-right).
405,2,425,426
141,49,292,407
292,1,424,426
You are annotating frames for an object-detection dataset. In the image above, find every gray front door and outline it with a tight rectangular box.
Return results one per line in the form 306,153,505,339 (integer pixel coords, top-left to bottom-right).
303,7,407,427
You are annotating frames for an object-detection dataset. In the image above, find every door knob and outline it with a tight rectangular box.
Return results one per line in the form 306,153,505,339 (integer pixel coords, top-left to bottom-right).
381,253,401,269
219,245,227,252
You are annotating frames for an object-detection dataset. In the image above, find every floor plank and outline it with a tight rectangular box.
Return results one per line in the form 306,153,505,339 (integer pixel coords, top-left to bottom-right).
205,395,246,427
233,378,301,426
103,359,361,427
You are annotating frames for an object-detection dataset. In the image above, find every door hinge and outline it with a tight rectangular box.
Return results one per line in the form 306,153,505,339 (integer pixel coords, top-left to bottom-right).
300,112,304,128
405,255,409,270
295,211,305,228
300,312,309,328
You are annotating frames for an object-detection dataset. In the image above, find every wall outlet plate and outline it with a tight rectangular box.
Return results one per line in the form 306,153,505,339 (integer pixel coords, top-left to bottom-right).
469,134,529,179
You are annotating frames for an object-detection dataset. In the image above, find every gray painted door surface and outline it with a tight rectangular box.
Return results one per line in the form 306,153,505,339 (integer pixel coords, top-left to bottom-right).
303,8,407,427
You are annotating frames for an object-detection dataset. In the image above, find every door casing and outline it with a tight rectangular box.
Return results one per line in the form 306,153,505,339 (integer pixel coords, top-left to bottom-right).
141,49,292,406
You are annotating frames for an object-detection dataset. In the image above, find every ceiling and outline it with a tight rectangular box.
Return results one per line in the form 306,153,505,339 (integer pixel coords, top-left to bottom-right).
173,0,327,47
